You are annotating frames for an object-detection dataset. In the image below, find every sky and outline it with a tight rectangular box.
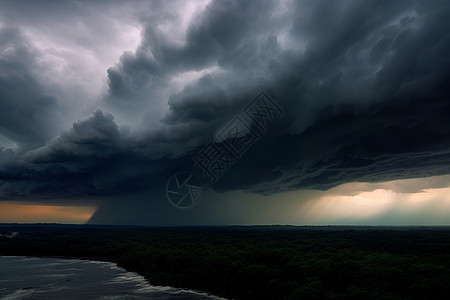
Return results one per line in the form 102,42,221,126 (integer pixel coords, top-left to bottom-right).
0,0,449,225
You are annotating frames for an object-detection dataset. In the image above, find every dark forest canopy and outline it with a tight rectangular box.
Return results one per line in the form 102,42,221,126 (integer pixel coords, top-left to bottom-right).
1,225,450,299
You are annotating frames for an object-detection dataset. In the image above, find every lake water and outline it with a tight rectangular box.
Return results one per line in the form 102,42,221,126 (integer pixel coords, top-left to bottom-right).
0,256,225,299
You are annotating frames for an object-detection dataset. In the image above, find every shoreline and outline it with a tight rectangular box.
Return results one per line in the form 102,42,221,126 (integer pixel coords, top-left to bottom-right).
0,254,229,300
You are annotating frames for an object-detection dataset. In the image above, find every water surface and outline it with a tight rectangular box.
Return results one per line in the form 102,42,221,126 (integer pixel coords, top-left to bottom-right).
0,256,225,299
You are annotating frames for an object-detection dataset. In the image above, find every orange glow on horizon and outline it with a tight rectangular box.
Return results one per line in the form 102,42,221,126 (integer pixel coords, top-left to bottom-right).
0,202,97,224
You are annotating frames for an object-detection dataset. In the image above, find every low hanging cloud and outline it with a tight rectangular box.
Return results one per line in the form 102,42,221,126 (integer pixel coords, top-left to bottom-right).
0,0,449,219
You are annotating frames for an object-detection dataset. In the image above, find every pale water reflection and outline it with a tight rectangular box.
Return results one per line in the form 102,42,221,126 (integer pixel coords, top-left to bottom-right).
0,256,226,300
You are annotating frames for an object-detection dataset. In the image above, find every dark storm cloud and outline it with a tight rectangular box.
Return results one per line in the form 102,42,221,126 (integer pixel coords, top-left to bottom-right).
0,0,449,205
1,111,122,199
0,27,60,150
0,110,195,201
125,0,450,194
212,0,450,192
164,75,229,123
108,0,278,78
214,92,450,194
104,0,285,118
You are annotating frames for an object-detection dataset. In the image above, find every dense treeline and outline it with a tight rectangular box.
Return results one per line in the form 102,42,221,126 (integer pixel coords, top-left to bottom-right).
1,225,450,299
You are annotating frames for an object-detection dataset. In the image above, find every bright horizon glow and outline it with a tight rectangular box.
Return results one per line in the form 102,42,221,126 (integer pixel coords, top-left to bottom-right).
296,175,450,225
1,175,449,226
0,202,97,224
300,187,450,224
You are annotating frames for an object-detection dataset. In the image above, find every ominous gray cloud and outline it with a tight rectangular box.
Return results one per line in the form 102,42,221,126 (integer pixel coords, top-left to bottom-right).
0,0,449,224
0,27,61,150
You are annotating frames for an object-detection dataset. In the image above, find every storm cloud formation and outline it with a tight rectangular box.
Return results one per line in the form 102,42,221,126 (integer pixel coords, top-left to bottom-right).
0,0,449,224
